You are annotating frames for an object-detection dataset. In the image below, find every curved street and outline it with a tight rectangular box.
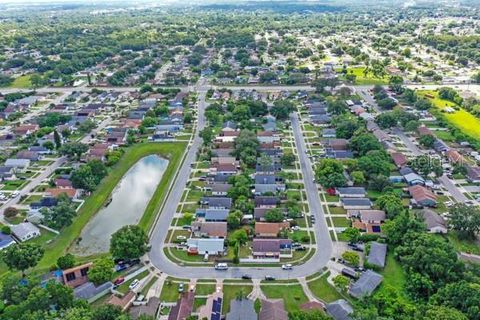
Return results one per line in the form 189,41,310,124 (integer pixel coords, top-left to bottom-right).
147,86,333,279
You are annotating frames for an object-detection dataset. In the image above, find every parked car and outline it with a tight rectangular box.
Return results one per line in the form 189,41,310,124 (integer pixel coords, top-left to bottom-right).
129,279,140,290
214,263,228,270
241,274,252,280
178,283,184,293
265,275,276,281
113,277,125,286
282,264,293,270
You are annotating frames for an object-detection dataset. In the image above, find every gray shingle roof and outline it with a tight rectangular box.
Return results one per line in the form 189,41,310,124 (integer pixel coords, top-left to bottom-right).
349,270,383,298
326,299,353,320
367,242,387,268
226,299,257,320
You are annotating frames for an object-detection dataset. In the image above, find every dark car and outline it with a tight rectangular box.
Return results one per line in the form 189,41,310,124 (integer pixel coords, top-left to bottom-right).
242,274,252,280
113,277,125,286
265,275,276,281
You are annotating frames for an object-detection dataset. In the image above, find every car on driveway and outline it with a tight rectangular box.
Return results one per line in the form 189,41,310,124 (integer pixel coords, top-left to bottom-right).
282,264,293,270
178,283,184,292
129,279,140,290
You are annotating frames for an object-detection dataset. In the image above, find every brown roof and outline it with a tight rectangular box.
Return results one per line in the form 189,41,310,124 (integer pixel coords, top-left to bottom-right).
108,291,136,311
300,301,324,310
446,149,464,164
417,125,433,136
192,222,227,238
168,292,195,320
255,222,289,236
259,299,288,320
390,152,407,167
55,178,72,188
408,185,437,203
46,187,77,198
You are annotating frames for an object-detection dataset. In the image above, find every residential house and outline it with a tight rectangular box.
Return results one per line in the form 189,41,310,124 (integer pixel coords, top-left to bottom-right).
341,198,372,210
186,238,225,255
348,209,385,233
255,222,290,238
191,222,227,238
0,233,16,250
5,158,31,172
322,128,336,138
198,292,223,320
62,262,93,288
254,207,287,221
367,242,387,268
226,298,257,320
73,281,113,300
466,166,480,183
408,185,437,207
417,125,433,136
208,183,231,196
130,297,160,320
200,197,232,209
11,222,40,242
390,152,408,168
168,292,195,320
254,196,279,207
326,299,353,320
252,239,292,259
348,270,383,299
195,208,229,222
13,124,39,136
45,187,79,199
0,166,16,181
403,172,425,186
418,208,448,234
108,291,136,312
337,187,366,198
446,149,465,164
259,299,288,320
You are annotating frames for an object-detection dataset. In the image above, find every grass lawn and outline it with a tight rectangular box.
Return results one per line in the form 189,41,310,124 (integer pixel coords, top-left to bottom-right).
376,253,409,303
8,74,32,88
340,67,388,85
419,90,480,141
31,142,186,274
21,194,43,205
1,180,28,191
222,285,253,314
160,280,182,302
332,217,351,228
117,270,149,294
261,284,308,312
329,206,347,215
307,271,346,303
195,283,216,296
445,232,480,255
141,276,158,296
167,248,206,263
194,298,207,311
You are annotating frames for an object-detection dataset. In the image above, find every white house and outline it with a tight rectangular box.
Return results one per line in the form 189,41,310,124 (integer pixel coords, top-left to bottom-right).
186,238,225,255
5,159,31,172
11,222,41,242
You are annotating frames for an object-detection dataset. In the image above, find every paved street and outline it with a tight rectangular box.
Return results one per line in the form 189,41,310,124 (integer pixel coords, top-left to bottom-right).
438,175,469,203
392,127,424,156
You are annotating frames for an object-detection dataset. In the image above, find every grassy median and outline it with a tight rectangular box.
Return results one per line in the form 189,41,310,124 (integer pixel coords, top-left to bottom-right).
33,142,186,272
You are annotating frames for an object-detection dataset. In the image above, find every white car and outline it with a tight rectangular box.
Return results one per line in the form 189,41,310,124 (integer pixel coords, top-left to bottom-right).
129,279,140,290
214,263,228,270
282,264,293,270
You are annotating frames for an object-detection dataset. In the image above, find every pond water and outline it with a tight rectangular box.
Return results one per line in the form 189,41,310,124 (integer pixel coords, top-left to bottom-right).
71,155,168,256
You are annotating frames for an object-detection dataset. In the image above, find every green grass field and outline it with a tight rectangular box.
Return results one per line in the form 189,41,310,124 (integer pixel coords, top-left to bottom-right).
419,90,480,141
340,67,388,85
307,271,346,303
7,74,32,88
261,284,308,312
376,253,408,302
29,142,186,273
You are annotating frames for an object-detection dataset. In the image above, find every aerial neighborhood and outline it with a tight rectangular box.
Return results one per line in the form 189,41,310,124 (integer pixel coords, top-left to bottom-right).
0,1,479,320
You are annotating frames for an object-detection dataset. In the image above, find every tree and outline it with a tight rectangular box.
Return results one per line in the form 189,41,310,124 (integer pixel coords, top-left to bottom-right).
351,171,366,185
233,129,259,167
4,207,18,219
30,74,44,89
383,212,424,246
271,100,295,120
199,127,214,145
419,134,435,148
342,227,361,243
91,304,123,320
376,192,404,218
57,253,76,270
430,281,480,320
333,275,351,291
326,97,347,115
2,243,44,276
315,158,346,188
227,210,243,230
42,193,77,229
59,142,88,160
53,130,62,149
229,229,248,246
378,98,397,110
375,112,397,129
87,258,114,285
422,306,468,320
405,120,420,132
334,116,360,139
349,133,383,156
110,225,149,260
43,140,55,150
414,98,432,110
368,174,392,192
264,208,284,222
342,251,360,266
280,153,296,167
448,204,480,240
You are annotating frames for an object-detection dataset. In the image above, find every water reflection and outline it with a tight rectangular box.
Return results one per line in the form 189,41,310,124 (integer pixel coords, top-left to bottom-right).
72,155,168,256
